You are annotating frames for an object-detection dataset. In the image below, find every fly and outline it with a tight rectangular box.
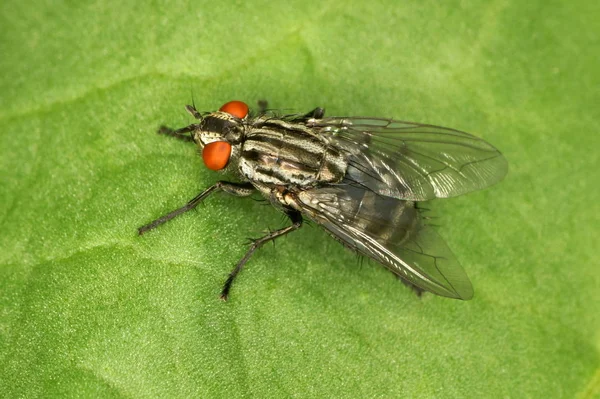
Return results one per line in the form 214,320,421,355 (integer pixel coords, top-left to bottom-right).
138,100,508,301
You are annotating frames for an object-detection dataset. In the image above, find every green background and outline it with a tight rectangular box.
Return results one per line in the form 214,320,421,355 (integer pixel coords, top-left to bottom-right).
1,1,598,398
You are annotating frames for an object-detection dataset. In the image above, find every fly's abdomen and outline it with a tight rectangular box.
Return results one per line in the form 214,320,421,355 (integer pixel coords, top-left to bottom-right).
239,125,347,187
298,185,420,247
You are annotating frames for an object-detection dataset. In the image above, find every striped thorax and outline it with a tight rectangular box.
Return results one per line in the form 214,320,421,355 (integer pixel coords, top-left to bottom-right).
194,103,348,190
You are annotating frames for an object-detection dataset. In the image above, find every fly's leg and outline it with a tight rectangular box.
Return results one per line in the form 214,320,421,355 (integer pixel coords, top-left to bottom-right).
256,101,323,120
157,104,203,142
304,107,325,120
221,210,303,300
293,107,325,122
257,100,269,115
185,105,203,120
157,124,198,143
398,277,425,297
138,181,255,235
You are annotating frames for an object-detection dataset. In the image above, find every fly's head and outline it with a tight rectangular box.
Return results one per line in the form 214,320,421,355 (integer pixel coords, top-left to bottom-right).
193,100,249,173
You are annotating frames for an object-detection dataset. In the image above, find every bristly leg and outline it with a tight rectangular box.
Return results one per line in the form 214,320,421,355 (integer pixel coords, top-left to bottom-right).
307,107,325,119
156,105,202,143
185,105,203,120
220,210,303,300
138,181,255,235
293,107,325,122
257,100,269,115
398,277,425,297
157,124,197,142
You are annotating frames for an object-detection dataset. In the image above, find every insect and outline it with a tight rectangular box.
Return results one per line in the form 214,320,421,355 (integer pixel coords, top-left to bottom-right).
139,100,508,301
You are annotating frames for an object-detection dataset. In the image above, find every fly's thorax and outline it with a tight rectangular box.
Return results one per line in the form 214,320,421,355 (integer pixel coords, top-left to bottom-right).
238,118,348,187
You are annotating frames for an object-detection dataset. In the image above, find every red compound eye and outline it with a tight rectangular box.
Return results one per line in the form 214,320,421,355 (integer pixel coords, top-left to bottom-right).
202,141,232,171
219,100,249,119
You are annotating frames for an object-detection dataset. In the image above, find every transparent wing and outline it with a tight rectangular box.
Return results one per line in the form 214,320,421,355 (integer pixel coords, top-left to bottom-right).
310,117,508,201
296,183,473,299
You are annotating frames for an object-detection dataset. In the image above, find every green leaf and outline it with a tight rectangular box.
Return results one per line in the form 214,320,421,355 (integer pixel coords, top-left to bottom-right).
1,1,598,398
